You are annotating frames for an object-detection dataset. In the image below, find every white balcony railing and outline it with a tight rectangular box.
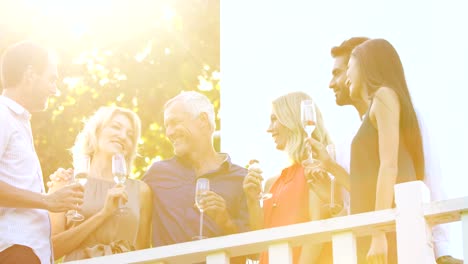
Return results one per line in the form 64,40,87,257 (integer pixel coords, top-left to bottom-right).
68,181,468,264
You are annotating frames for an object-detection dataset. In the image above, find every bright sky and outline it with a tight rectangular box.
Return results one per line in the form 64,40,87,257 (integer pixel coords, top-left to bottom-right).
221,0,467,259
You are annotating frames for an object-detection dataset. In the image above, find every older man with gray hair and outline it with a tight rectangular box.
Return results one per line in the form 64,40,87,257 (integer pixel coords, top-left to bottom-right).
143,91,249,263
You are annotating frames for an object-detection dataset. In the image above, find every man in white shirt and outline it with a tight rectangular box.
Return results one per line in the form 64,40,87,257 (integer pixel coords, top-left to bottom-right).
0,41,84,264
327,37,462,264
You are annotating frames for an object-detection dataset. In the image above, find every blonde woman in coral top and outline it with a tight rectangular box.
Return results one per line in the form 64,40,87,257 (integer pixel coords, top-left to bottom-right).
243,91,345,264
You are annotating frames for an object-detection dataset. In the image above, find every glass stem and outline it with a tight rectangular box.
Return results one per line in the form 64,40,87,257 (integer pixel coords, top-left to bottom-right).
118,198,123,210
307,135,315,163
199,211,204,238
116,183,125,211
329,175,335,208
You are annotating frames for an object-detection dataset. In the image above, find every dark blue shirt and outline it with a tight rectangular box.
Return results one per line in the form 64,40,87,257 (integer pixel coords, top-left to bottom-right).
143,154,250,247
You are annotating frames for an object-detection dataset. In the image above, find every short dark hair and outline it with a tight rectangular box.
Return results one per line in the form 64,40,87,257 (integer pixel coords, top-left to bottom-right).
331,37,370,58
1,41,50,88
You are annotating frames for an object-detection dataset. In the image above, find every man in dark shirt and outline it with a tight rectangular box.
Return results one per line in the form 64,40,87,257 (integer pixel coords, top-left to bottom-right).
143,91,249,261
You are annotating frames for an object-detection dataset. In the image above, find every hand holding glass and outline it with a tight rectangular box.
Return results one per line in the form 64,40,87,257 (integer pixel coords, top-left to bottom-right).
193,178,210,240
248,161,272,201
66,154,89,222
112,153,129,215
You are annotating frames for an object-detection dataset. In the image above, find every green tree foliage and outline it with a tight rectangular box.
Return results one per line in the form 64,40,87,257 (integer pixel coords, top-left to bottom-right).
0,0,220,182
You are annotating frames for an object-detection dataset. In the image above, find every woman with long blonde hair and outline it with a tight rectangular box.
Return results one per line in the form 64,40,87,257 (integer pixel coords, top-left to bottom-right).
243,91,343,264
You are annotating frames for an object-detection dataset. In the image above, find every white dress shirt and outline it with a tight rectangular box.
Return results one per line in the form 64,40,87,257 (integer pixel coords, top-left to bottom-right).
417,110,450,258
0,96,52,264
334,118,361,215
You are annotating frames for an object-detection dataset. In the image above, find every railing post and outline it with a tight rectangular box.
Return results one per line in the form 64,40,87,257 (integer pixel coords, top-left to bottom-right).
332,231,357,264
206,251,229,264
394,181,436,264
462,211,468,261
206,251,230,264
268,242,292,264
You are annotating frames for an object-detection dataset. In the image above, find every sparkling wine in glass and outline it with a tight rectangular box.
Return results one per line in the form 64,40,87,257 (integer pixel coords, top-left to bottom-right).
193,178,210,240
66,154,89,222
301,99,316,138
112,153,129,215
74,173,88,186
248,160,272,201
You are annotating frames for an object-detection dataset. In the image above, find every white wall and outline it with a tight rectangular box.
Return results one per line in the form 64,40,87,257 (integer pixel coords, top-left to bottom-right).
221,0,467,259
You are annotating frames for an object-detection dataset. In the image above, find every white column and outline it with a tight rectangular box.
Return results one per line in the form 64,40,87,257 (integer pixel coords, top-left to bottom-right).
394,181,436,264
206,251,230,264
462,212,468,261
332,231,357,264
268,242,292,264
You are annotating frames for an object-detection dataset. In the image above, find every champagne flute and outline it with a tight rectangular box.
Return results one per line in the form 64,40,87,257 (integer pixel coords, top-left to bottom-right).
248,160,272,201
326,144,336,208
66,154,89,222
324,144,343,216
112,153,129,215
301,100,316,162
193,178,210,240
